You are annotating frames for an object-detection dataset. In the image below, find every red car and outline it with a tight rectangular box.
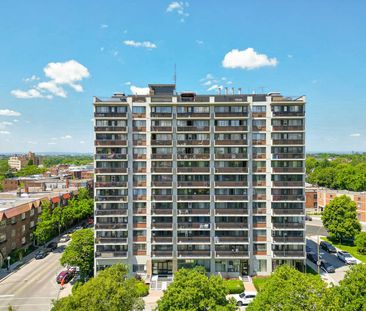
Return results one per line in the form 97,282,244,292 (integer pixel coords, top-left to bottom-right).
56,270,73,284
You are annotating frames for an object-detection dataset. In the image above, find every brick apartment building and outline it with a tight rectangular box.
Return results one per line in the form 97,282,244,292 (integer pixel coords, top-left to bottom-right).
8,151,41,171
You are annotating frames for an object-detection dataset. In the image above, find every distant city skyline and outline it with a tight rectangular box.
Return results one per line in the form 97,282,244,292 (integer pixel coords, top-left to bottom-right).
1,0,366,152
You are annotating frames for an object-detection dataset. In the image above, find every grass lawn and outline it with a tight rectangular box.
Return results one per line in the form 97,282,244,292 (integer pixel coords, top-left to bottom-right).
252,276,270,292
321,237,366,263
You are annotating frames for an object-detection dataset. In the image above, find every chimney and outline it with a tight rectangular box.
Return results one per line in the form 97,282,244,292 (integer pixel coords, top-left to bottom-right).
24,185,29,194
231,87,235,95
238,88,241,95
225,87,228,95
218,87,222,95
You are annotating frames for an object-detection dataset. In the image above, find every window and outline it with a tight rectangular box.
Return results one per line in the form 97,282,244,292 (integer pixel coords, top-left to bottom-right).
21,213,26,220
133,264,146,273
30,209,34,216
132,106,146,114
21,237,26,244
258,259,267,272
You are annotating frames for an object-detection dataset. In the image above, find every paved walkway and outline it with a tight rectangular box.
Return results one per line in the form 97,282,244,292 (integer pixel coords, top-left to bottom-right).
143,290,163,311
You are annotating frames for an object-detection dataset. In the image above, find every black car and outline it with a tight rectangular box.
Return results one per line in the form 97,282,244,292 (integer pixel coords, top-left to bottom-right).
321,261,335,273
307,252,323,264
305,215,313,221
306,245,312,253
46,241,58,252
35,250,48,260
320,241,337,253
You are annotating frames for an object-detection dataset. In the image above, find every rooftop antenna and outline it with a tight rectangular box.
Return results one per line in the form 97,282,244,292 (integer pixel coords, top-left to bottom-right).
259,86,266,94
173,64,177,86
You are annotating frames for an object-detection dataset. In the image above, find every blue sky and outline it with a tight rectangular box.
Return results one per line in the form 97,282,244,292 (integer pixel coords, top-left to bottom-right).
0,0,366,153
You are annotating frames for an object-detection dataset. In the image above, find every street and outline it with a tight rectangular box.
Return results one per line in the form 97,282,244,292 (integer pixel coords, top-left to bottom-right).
0,243,72,310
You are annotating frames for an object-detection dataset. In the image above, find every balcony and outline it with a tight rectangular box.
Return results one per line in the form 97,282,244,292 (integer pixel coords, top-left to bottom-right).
253,167,266,173
151,140,172,146
215,140,247,146
95,154,127,160
272,126,304,131
253,194,266,200
252,112,266,118
95,223,127,230
255,251,267,256
273,250,305,257
215,251,249,258
151,112,173,118
152,251,173,257
151,154,173,160
133,250,147,256
215,181,246,187
272,222,304,229
254,236,267,242
272,236,305,243
252,208,266,214
178,250,211,257
133,236,146,242
177,237,210,243
272,167,304,173
133,168,147,173
252,140,266,145
215,223,248,229
152,181,172,187
252,125,266,131
215,153,247,160
95,182,127,188
177,167,210,173
177,154,210,160
177,140,210,146
94,126,127,132
215,195,248,201
133,126,146,132
152,195,173,201
133,195,147,200
178,181,210,187
94,112,127,118
152,223,173,229
215,112,248,118
178,223,211,229
215,236,249,243
272,139,305,145
178,208,210,215
96,237,127,244
272,209,304,215
272,153,304,159
133,222,147,229
253,153,266,159
215,167,248,173
177,126,210,132
95,251,128,258
152,237,173,243
272,195,305,201
272,112,305,117
151,126,172,132
177,195,210,201
133,208,146,215
132,113,146,118
133,181,147,187
253,181,266,187
253,222,267,228
95,209,127,216
133,140,146,146
176,112,210,118
151,167,172,173
95,196,127,202
133,154,147,160
273,181,303,187
215,126,248,132
215,208,248,215
95,140,127,146
152,209,173,215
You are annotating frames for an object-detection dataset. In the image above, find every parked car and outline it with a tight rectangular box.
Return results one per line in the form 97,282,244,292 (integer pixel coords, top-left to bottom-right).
230,291,257,306
67,266,78,275
74,226,83,231
306,245,312,253
320,261,335,273
59,234,70,243
337,251,357,264
46,241,58,252
305,215,313,221
56,270,74,284
320,241,337,253
35,250,49,260
307,252,323,264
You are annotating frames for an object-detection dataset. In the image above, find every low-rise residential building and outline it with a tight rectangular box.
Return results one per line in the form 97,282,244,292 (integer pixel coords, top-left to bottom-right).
8,151,41,171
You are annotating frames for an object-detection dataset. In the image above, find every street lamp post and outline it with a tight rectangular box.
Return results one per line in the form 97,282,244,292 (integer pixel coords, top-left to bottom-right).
7,256,11,271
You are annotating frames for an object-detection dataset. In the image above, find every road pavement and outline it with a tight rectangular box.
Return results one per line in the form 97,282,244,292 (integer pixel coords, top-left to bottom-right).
0,242,72,310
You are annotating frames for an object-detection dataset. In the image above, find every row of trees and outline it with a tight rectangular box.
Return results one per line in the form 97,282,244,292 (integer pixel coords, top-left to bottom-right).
42,155,93,167
51,264,147,311
306,155,366,191
34,188,93,245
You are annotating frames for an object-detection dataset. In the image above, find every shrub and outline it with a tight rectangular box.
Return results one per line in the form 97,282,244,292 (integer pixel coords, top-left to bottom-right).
135,281,149,297
355,232,366,254
223,279,244,294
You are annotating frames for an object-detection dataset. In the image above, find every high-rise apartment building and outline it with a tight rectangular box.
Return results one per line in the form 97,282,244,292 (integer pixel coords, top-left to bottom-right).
93,84,306,277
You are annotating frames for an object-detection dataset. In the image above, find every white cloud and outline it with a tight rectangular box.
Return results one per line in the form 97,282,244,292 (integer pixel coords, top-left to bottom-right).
226,81,233,85
166,1,189,22
27,141,38,145
287,54,293,58
48,142,57,145
23,75,40,82
100,47,105,52
125,81,132,86
100,24,109,29
51,137,58,140
60,135,72,140
11,60,89,99
123,29,128,34
0,109,21,117
202,80,212,86
196,40,204,45
222,48,278,70
350,133,361,137
0,131,10,135
80,140,85,144
0,121,12,129
207,84,223,92
123,40,157,49
13,119,19,122
130,85,150,95
90,118,94,122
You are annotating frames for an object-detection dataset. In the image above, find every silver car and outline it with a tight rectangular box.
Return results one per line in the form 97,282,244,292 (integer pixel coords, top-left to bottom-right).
337,251,357,264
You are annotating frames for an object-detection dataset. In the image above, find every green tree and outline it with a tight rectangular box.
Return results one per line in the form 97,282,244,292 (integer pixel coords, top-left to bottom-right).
60,228,94,278
247,265,329,311
355,232,366,254
27,159,34,166
321,195,361,242
34,200,56,245
330,264,366,311
16,165,46,177
156,267,237,311
51,264,144,311
77,187,91,200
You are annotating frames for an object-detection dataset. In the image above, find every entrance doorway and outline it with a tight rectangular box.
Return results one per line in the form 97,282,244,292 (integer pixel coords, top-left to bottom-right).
240,260,249,275
152,260,173,275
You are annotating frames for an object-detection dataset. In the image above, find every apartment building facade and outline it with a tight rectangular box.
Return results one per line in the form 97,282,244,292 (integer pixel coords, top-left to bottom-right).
93,84,306,277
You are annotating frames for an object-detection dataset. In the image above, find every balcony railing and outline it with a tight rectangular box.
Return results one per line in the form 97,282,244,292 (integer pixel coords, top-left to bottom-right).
253,167,266,173
253,194,266,200
272,153,304,159
94,112,127,118
215,195,248,201
215,251,249,257
94,126,127,132
215,126,248,132
177,140,210,146
215,208,248,215
151,126,172,132
252,125,266,131
178,195,210,201
215,112,248,117
133,140,146,146
133,208,146,215
273,181,303,187
252,208,266,214
95,154,127,160
272,222,305,229
252,112,266,118
272,167,304,173
95,196,127,202
152,209,173,215
272,195,305,201
152,251,173,257
96,237,128,244
151,140,172,146
152,195,173,201
152,181,173,187
133,126,146,132
95,223,127,230
272,139,305,145
133,223,147,229
152,223,173,229
215,140,247,145
177,126,210,132
133,154,147,160
272,112,305,117
253,181,266,187
151,154,173,160
95,182,127,188
273,250,305,257
178,208,210,215
215,167,248,173
95,167,127,174
151,112,173,118
152,237,173,243
177,167,210,173
178,181,210,187
133,168,147,173
272,209,304,215
133,181,147,187
215,223,248,229
272,126,304,131
252,140,266,145
177,113,210,118
95,140,127,146
95,209,127,216
177,237,210,243
215,236,249,243
95,251,128,258
151,167,172,173
133,195,147,200
133,236,147,243
253,153,266,159
272,236,305,243
215,153,247,160
177,154,210,160
215,181,246,187
178,223,211,229
178,250,211,257
253,222,267,228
